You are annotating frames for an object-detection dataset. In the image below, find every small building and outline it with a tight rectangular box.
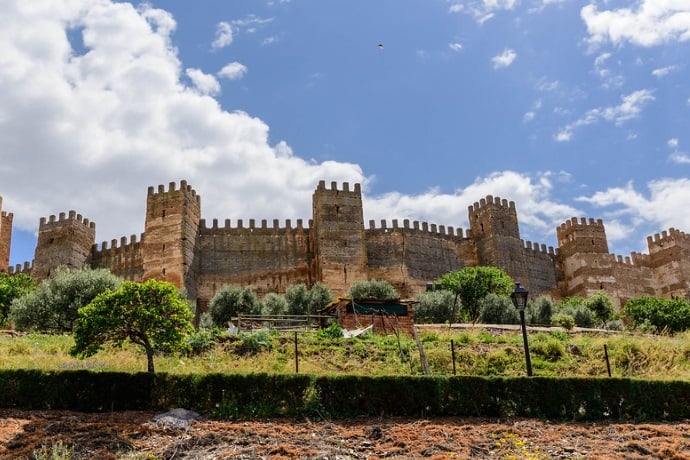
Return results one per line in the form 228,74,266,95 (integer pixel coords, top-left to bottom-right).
320,297,416,336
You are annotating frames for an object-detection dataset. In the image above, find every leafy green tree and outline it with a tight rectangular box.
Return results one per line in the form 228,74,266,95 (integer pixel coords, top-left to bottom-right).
585,291,616,327
209,285,261,327
347,279,399,299
0,273,36,325
438,267,514,323
624,296,690,333
414,290,456,324
479,293,519,324
557,296,586,309
308,282,334,313
559,305,594,328
9,266,121,332
71,279,193,373
262,292,288,315
285,283,310,315
530,295,554,326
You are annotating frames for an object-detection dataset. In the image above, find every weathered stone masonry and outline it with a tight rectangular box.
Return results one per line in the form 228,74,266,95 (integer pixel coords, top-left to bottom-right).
2,180,690,309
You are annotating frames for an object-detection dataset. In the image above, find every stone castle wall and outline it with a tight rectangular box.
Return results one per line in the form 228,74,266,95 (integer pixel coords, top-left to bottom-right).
4,180,690,309
0,196,12,272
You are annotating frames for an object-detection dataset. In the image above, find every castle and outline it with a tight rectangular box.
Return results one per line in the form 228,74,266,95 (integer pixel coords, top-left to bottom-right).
2,180,690,310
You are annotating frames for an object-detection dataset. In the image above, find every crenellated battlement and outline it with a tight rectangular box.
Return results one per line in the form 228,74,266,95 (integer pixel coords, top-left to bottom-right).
647,227,690,249
556,217,605,237
39,210,95,230
522,240,556,256
468,195,516,215
366,218,466,239
316,180,362,194
147,180,200,205
8,260,33,275
199,218,309,233
1,211,12,218
608,252,651,267
92,234,143,253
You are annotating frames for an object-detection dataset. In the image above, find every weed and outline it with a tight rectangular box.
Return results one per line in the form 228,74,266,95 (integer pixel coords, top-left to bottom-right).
33,440,75,460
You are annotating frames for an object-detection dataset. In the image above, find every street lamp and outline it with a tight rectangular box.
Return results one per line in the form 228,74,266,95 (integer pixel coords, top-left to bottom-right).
510,283,533,376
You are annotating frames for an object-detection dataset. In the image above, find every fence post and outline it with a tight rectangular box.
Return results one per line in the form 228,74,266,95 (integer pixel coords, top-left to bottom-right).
294,330,299,374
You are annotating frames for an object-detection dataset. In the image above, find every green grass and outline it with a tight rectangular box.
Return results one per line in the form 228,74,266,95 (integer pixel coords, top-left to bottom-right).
2,327,690,379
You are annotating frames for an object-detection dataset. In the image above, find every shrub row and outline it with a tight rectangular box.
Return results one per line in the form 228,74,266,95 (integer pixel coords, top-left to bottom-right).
1,370,689,421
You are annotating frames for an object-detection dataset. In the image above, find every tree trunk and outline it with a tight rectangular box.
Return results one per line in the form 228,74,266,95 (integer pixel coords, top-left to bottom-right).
146,347,155,374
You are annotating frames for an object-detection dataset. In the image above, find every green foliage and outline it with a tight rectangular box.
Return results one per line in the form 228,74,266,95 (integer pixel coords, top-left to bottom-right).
237,330,274,355
625,296,690,333
0,272,36,325
284,282,333,316
210,285,261,327
347,279,399,300
413,290,456,323
185,328,221,356
560,305,594,328
479,293,519,324
558,296,586,309
308,282,334,312
531,295,554,326
9,266,121,333
585,291,616,326
317,322,343,339
262,292,288,315
33,440,75,460
530,335,565,361
70,279,194,373
552,313,575,330
438,266,514,323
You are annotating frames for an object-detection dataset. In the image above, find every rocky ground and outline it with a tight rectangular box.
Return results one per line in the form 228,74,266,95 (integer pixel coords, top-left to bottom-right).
1,409,690,459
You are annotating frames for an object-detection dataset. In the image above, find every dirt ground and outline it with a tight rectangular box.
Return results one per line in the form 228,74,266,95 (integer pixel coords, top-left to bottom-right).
1,410,690,459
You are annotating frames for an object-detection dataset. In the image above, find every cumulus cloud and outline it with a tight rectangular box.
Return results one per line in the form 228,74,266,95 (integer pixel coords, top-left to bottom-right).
554,89,655,141
577,179,690,249
449,0,519,23
492,48,517,68
212,21,233,49
185,68,221,95
218,62,248,80
581,1,690,49
0,0,364,258
449,42,463,52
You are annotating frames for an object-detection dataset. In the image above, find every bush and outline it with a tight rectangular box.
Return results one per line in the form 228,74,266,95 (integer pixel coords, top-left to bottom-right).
414,290,455,323
210,286,261,327
9,266,121,333
586,291,616,327
348,279,398,300
624,296,690,333
552,313,575,330
237,331,274,355
479,294,519,324
285,283,334,315
560,305,594,328
0,273,36,326
262,293,288,316
531,296,554,326
317,322,343,339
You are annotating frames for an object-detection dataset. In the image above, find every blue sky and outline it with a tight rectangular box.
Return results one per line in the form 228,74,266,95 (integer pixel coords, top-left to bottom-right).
2,0,690,268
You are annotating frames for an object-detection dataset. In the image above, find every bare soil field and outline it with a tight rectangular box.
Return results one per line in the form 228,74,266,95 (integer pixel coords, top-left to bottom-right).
1,409,690,459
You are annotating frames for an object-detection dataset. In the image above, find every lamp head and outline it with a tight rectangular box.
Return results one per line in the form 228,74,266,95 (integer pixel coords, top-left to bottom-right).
511,283,529,311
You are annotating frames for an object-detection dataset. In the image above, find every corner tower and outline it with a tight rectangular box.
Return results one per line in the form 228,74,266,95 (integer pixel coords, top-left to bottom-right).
33,211,96,279
312,181,367,296
557,217,613,298
468,195,525,282
0,196,13,272
142,181,201,298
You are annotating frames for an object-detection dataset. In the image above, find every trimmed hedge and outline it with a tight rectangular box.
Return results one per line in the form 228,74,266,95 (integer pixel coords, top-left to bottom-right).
1,370,689,421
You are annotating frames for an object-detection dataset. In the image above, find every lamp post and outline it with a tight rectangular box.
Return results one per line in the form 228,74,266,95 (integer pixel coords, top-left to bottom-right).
511,283,533,376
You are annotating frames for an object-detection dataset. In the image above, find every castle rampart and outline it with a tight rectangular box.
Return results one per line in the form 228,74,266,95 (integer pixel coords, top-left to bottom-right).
4,181,690,310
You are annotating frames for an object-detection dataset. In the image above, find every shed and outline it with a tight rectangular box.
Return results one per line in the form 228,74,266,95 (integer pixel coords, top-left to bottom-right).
319,297,416,336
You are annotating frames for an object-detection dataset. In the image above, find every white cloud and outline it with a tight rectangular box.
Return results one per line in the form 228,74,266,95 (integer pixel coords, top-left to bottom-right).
492,48,517,69
451,0,519,23
262,36,278,46
218,62,248,80
670,152,690,164
523,111,536,123
0,0,365,254
577,179,690,248
593,52,624,88
581,1,690,49
554,89,655,141
668,138,679,149
212,21,233,49
652,65,678,78
365,170,580,239
185,68,221,95
449,42,463,52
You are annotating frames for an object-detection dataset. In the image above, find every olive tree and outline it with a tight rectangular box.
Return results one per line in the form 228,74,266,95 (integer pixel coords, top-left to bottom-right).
438,267,514,323
70,279,193,373
0,272,35,325
413,290,456,324
9,266,121,332
347,279,399,300
209,285,261,327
